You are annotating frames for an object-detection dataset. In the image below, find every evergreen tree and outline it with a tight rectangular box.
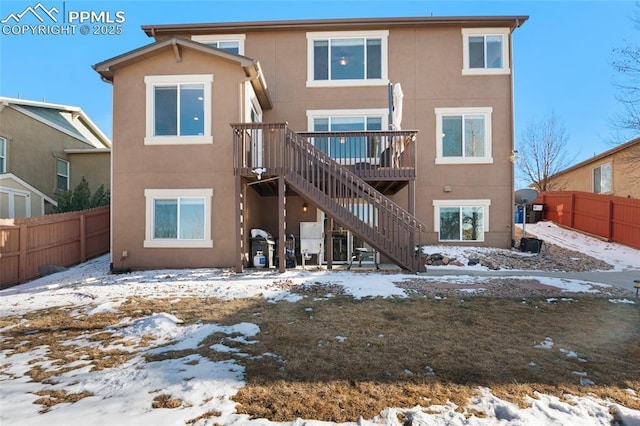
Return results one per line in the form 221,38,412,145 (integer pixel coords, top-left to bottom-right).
54,177,110,213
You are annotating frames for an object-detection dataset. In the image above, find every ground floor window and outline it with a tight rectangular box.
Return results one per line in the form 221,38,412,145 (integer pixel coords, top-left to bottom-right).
144,188,213,248
433,199,490,242
592,162,612,194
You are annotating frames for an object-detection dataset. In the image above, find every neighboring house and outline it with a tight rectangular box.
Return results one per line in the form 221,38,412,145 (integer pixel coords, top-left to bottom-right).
0,97,111,218
546,137,640,199
93,15,527,272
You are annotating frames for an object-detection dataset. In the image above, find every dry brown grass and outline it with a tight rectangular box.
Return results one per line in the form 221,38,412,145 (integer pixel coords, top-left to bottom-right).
151,393,183,409
33,389,94,413
229,295,640,422
2,293,638,421
185,409,222,424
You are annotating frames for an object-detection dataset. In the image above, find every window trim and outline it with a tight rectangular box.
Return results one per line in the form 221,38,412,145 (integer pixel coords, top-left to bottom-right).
144,74,214,146
435,107,493,164
0,137,6,173
592,162,613,194
461,28,510,76
433,199,491,242
306,30,389,88
191,34,246,55
144,188,213,248
306,109,388,163
306,108,389,130
56,158,69,192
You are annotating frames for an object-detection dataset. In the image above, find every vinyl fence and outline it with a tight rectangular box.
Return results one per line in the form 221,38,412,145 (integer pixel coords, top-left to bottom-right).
0,206,110,289
536,191,640,250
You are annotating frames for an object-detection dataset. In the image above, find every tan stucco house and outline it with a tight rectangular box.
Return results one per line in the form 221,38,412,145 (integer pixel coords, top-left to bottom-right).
0,97,111,218
94,15,527,272
546,137,640,199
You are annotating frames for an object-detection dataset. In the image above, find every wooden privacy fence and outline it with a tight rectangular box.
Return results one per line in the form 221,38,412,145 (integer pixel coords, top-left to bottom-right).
0,206,110,289
536,191,640,250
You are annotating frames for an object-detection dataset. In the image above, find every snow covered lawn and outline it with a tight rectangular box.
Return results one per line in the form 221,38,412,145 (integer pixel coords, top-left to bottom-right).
1,223,639,425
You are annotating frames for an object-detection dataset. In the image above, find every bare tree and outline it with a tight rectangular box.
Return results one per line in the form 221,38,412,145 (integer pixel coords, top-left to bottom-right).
612,4,640,134
611,4,640,186
517,112,575,192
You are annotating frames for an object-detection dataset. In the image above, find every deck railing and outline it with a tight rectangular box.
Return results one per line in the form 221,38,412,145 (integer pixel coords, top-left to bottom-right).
232,123,426,271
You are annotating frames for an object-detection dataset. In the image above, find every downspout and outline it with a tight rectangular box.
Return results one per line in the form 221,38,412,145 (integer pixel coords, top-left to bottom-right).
509,21,518,247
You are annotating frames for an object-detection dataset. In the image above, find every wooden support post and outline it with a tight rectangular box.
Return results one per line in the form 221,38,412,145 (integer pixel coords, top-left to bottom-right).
278,176,286,273
327,217,333,270
408,180,416,271
408,180,415,216
235,174,244,273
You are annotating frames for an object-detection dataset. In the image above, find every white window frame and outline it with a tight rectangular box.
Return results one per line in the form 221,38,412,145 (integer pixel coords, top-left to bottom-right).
433,199,491,242
306,109,389,130
592,162,613,194
191,34,246,55
56,158,69,191
306,30,389,88
144,74,214,145
435,107,493,164
144,188,213,248
0,137,6,173
306,109,388,163
461,28,510,76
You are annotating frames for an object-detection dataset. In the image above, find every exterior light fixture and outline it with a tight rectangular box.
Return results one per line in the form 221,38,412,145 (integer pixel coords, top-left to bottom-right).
302,202,308,213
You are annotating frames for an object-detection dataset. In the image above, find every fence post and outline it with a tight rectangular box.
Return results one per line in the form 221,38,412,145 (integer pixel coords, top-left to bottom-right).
607,199,614,242
569,193,575,228
80,213,86,263
18,224,27,283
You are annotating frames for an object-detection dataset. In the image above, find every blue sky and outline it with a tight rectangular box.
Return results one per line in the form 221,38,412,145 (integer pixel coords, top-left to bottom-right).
1,0,638,172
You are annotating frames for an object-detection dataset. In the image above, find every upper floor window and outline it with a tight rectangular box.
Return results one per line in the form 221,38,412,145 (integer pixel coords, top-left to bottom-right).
462,28,510,75
307,109,387,162
0,137,6,173
307,31,389,87
191,34,245,55
593,162,612,194
56,158,69,191
144,74,213,145
435,107,493,164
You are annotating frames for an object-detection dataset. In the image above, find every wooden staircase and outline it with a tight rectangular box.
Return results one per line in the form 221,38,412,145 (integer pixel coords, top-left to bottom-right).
233,123,427,272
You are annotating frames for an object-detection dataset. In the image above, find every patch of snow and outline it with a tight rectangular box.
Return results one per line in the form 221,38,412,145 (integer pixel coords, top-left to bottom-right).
2,222,640,425
523,222,640,271
122,313,183,340
534,337,554,349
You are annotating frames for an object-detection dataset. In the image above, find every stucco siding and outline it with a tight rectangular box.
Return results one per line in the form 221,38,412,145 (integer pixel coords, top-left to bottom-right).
548,145,640,199
107,19,520,269
249,26,514,247
110,47,245,268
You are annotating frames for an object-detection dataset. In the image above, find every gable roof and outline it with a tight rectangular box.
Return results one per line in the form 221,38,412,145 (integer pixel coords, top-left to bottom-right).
549,136,640,179
93,36,272,109
0,173,57,206
142,15,528,37
0,97,111,149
